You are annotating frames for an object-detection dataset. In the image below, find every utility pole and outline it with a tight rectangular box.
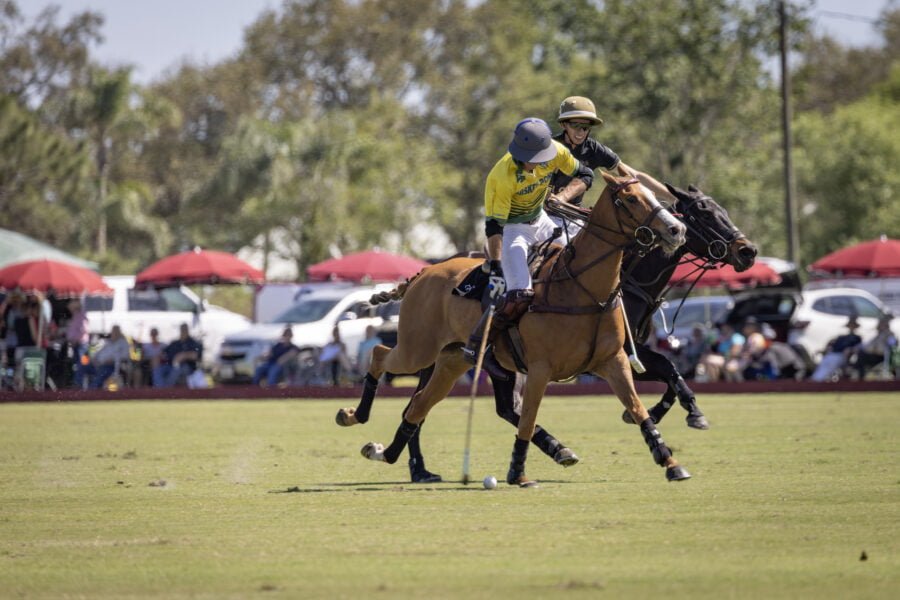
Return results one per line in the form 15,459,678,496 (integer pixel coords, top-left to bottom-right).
779,0,800,267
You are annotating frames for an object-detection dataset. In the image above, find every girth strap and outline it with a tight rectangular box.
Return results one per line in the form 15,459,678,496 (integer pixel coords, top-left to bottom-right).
529,293,620,315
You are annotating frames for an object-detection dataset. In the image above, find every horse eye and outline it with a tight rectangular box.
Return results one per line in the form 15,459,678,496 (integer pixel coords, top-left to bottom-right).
625,195,637,204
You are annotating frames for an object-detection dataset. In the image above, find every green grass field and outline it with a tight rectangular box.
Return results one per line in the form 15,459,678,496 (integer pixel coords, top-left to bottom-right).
1,392,898,599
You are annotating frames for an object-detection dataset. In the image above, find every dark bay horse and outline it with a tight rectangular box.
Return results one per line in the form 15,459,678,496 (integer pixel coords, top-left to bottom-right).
355,172,690,486
619,184,757,428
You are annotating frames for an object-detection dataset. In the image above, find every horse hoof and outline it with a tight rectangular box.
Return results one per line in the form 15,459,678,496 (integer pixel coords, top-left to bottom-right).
335,407,358,427
411,470,442,484
360,442,385,461
666,465,691,481
686,414,709,430
507,475,538,488
553,447,580,467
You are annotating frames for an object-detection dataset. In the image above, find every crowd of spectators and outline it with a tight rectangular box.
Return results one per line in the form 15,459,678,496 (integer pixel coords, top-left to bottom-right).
673,314,897,384
2,288,896,392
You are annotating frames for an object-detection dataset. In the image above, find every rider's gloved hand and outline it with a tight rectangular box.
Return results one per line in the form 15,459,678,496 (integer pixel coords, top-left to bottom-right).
482,260,506,300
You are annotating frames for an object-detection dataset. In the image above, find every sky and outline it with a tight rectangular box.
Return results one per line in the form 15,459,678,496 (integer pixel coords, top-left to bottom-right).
19,0,897,85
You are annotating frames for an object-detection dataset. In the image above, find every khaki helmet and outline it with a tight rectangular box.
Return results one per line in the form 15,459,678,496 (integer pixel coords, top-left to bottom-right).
557,96,603,126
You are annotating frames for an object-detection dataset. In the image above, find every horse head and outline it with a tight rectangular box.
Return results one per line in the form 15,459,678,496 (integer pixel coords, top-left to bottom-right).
665,183,757,272
594,171,686,255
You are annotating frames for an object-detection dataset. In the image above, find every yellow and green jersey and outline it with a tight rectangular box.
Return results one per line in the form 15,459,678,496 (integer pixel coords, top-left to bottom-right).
484,140,584,225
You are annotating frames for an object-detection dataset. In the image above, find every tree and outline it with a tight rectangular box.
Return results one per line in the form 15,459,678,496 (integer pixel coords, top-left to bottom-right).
793,88,900,262
0,93,91,248
0,1,102,110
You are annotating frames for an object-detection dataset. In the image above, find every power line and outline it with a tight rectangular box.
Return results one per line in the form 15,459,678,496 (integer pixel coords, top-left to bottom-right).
817,9,883,25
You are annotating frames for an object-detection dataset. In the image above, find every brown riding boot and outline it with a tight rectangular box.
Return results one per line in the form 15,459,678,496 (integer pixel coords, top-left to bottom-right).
462,290,534,380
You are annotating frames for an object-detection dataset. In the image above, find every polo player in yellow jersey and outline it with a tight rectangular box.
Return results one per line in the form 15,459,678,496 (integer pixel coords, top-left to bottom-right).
462,117,594,378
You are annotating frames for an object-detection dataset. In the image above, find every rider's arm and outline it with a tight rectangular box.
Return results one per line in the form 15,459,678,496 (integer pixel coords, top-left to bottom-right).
548,146,592,204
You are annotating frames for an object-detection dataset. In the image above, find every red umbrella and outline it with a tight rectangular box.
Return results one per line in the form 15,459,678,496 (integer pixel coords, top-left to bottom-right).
0,259,111,296
136,248,265,288
307,250,429,283
671,254,782,289
809,236,900,278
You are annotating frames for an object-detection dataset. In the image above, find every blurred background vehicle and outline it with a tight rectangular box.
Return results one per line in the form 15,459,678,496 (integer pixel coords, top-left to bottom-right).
652,295,734,350
84,275,250,369
214,285,389,383
722,286,896,367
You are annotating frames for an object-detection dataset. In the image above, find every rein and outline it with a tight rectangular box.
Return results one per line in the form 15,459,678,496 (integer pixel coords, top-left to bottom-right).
533,180,661,316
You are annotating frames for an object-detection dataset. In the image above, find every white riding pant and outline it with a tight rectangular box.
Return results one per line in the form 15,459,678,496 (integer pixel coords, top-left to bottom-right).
549,214,584,243
501,211,558,291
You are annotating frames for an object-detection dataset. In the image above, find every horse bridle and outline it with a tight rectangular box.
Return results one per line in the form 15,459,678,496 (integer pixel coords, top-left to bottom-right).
676,194,745,261
538,178,669,307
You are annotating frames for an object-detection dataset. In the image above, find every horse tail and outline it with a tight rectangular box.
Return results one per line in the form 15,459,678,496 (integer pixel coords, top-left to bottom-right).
369,271,423,305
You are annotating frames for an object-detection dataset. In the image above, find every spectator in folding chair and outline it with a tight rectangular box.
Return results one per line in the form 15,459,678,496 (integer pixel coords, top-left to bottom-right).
853,316,898,380
74,325,132,389
252,326,300,387
811,316,862,382
135,327,165,387
153,323,203,388
316,326,351,386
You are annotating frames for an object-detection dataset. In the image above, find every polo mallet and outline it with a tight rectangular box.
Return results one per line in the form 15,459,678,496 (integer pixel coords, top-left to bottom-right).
462,304,495,485
618,292,646,374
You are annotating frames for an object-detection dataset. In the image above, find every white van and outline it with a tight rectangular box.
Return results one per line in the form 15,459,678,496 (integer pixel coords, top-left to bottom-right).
84,276,251,368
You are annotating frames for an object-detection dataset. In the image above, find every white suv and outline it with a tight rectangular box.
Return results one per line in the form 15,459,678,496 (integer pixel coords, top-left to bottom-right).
725,286,896,364
214,285,389,383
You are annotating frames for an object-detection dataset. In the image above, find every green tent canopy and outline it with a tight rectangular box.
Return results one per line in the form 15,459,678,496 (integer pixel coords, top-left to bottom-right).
0,228,98,271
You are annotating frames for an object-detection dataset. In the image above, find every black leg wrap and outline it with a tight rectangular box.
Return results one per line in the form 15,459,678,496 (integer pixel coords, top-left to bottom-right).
407,418,424,462
354,374,379,424
640,418,672,466
673,376,709,429
383,419,418,464
506,437,530,484
674,377,697,408
531,426,560,458
648,388,675,424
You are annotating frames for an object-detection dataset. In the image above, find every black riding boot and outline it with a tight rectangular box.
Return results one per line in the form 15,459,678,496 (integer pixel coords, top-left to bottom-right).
462,290,534,381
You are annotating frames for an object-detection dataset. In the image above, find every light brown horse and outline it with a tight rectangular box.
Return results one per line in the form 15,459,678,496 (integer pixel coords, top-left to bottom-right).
358,171,690,485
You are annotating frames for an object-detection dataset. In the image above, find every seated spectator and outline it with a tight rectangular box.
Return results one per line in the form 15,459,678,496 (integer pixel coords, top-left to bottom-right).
739,318,774,380
811,316,863,382
252,327,300,386
760,341,807,380
355,325,383,380
153,323,203,388
697,322,745,382
852,316,897,379
134,328,165,387
677,324,712,379
316,326,351,386
74,325,132,389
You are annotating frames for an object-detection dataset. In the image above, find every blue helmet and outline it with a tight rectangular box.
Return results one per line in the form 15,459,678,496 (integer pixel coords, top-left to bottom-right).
508,118,557,163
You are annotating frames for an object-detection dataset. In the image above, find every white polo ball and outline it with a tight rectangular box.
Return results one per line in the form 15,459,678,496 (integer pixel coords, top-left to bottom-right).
483,475,498,489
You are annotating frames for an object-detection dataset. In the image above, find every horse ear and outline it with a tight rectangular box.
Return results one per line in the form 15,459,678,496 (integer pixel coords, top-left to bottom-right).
665,182,684,197
687,184,700,193
601,170,617,185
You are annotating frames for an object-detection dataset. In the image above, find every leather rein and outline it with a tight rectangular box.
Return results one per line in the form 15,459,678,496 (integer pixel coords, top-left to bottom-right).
533,179,664,316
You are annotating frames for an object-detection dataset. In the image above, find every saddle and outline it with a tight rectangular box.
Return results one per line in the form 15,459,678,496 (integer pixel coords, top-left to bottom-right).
452,241,565,374
452,241,565,309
